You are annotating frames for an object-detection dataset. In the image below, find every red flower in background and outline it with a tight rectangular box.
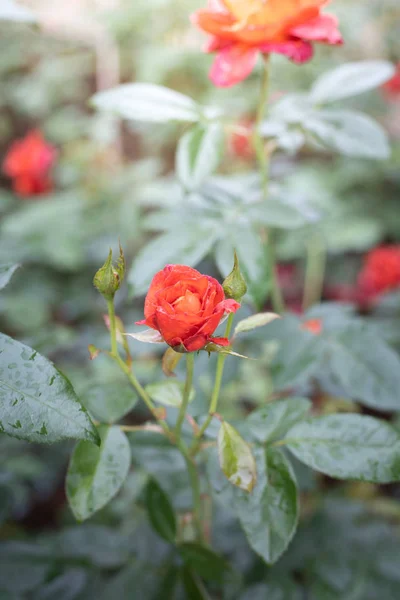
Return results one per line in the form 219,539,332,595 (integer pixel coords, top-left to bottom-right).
191,0,342,87
357,245,400,300
229,118,255,159
2,130,57,197
302,318,322,335
382,63,400,100
136,265,240,352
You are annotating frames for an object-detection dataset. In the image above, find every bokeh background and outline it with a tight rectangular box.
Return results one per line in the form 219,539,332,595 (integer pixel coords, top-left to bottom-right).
1,0,400,598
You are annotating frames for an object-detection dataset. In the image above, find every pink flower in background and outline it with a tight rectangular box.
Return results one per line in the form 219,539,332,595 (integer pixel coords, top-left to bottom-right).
2,130,57,197
191,0,342,87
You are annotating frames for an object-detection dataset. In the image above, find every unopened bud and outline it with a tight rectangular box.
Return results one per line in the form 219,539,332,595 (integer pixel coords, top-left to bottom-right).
93,243,125,300
222,250,247,302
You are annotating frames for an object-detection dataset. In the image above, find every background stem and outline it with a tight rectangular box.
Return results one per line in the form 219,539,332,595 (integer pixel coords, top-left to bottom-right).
252,57,285,314
302,234,327,311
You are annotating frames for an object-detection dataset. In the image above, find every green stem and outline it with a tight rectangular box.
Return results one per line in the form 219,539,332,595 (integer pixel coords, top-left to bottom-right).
252,56,285,315
106,298,170,437
302,234,326,311
190,314,234,455
175,353,195,441
105,297,202,540
253,56,270,198
267,231,285,314
106,298,118,356
176,438,203,541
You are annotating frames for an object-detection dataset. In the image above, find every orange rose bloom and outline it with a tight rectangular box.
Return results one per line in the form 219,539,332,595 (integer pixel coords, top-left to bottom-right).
136,265,240,352
2,130,57,197
191,0,342,86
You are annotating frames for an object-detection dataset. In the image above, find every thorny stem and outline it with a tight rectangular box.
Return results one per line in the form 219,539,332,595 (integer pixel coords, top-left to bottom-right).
106,298,203,541
190,313,235,456
252,56,285,315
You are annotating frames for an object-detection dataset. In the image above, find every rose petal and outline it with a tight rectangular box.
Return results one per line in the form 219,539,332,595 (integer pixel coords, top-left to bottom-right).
204,35,232,53
259,39,313,64
209,336,230,346
290,13,343,45
210,44,259,87
183,334,209,352
154,309,202,346
217,298,241,314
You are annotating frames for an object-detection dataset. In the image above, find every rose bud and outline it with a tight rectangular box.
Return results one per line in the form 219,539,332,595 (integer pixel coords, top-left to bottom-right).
223,250,247,302
135,265,240,352
93,244,125,300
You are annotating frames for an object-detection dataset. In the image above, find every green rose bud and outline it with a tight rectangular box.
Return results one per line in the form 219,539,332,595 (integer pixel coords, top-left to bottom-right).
93,243,125,300
222,250,247,302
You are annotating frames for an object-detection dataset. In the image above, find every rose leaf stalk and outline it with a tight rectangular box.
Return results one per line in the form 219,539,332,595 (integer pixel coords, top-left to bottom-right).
253,56,285,315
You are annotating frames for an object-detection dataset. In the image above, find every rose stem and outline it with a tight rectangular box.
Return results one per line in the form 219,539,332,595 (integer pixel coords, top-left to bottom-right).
106,298,203,540
302,233,327,311
175,352,195,440
190,313,235,456
252,56,285,314
106,298,171,437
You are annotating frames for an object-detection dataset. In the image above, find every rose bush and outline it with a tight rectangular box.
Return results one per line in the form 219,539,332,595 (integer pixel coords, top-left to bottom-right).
135,264,240,351
192,0,343,86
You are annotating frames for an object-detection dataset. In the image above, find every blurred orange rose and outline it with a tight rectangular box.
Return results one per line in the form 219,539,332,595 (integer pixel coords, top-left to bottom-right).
2,130,57,197
302,318,322,334
136,265,240,352
191,0,342,86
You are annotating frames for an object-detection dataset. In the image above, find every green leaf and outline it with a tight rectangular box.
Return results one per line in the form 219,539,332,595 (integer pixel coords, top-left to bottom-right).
145,478,177,543
234,447,298,564
31,568,87,600
176,123,224,191
66,425,131,521
162,347,183,377
128,226,217,297
181,567,212,600
240,580,302,600
247,198,310,229
325,325,400,412
247,397,312,444
91,83,201,123
310,61,396,103
306,110,390,160
0,0,36,22
0,264,19,291
0,543,52,593
285,414,400,482
55,525,132,568
179,543,228,582
145,380,195,408
0,334,99,445
234,312,280,337
80,382,137,424
218,421,257,492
